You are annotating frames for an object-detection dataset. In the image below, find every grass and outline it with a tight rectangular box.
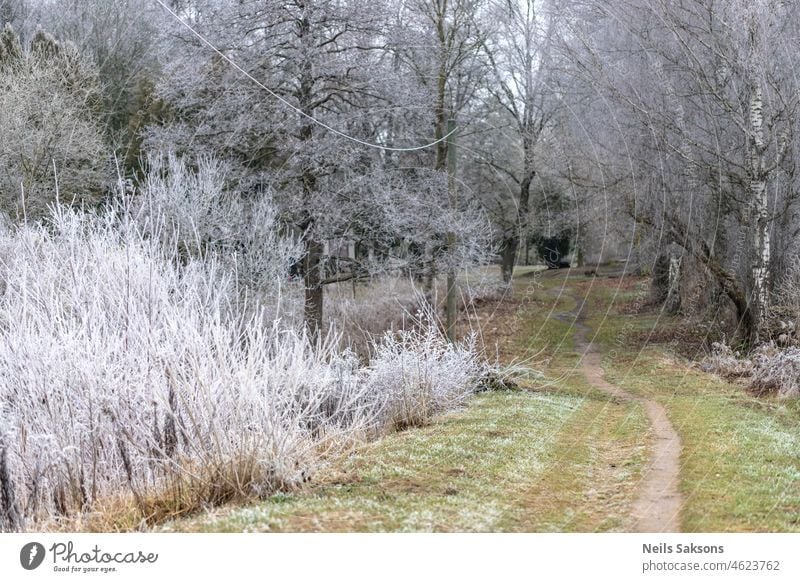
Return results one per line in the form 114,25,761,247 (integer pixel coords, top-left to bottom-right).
160,391,581,532
159,263,800,532
603,354,800,532
574,268,800,532
160,385,650,533
158,265,650,532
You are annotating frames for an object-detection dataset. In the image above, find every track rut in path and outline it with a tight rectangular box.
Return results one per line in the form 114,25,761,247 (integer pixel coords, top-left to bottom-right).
561,293,683,533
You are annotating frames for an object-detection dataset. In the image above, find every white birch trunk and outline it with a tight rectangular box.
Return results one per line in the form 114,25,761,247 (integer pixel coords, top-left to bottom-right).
748,81,770,340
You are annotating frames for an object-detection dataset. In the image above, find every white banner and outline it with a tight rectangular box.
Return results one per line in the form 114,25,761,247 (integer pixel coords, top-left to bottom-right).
1,533,797,581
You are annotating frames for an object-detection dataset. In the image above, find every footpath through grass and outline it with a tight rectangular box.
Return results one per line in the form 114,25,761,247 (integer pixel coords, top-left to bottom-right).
575,270,800,532
159,267,650,533
160,265,800,532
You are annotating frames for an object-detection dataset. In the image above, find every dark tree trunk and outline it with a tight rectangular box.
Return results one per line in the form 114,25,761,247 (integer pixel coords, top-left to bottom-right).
653,212,756,344
0,439,21,531
303,238,324,344
501,166,534,284
500,236,519,284
295,5,324,344
703,253,755,344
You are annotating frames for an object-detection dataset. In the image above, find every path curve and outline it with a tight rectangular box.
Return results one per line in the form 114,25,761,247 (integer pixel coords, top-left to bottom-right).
565,292,683,532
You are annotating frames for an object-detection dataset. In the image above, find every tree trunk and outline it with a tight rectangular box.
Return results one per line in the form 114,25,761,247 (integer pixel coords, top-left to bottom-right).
445,270,457,342
642,212,756,343
445,119,458,343
664,255,682,314
303,237,324,344
0,438,21,531
500,236,519,284
296,4,324,343
502,147,535,285
748,80,770,342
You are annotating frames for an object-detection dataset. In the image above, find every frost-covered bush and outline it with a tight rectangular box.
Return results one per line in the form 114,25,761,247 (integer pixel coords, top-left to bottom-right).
0,25,108,221
702,342,754,379
0,206,370,530
0,204,484,531
133,152,303,323
750,347,800,398
365,324,482,430
702,342,800,398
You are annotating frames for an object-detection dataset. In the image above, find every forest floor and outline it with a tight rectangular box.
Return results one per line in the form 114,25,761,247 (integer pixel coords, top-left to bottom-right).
157,266,800,532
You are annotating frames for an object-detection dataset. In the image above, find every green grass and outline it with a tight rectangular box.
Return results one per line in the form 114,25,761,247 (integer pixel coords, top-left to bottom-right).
600,353,800,532
158,269,650,533
159,266,800,532
577,272,800,532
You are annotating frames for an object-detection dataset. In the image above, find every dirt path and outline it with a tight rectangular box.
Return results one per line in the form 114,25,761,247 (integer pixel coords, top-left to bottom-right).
567,293,683,532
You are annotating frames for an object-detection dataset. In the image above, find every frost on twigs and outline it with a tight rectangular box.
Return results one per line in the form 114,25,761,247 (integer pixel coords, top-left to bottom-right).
0,200,486,530
0,25,107,221
324,277,424,358
750,347,800,398
703,261,800,397
365,309,483,431
703,342,755,379
702,342,800,398
133,151,303,322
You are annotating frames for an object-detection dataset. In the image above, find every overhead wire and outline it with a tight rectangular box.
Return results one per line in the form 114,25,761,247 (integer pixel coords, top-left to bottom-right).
153,0,457,152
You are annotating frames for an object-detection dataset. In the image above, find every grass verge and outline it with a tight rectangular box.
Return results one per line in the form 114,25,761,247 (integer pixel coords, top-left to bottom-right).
158,267,650,532
577,269,800,532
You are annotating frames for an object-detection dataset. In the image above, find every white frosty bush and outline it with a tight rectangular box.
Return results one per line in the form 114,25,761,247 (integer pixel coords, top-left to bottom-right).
366,323,482,430
0,26,108,221
703,342,800,398
0,203,484,531
0,206,349,529
750,346,800,398
703,342,754,379
132,151,304,324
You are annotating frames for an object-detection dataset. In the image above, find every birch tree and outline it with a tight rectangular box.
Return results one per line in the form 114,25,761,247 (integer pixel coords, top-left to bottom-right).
561,0,800,342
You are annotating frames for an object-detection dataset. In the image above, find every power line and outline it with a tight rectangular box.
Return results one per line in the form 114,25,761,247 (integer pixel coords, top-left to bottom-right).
153,0,456,152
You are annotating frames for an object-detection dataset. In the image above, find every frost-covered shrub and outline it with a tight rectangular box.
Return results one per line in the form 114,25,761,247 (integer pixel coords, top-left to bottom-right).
751,347,800,398
365,324,482,430
702,342,754,379
133,152,304,323
0,205,485,531
768,257,800,347
0,26,108,221
702,342,800,398
0,208,364,530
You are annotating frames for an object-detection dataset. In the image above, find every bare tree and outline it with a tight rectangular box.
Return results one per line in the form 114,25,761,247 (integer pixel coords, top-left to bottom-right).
560,0,800,342
145,0,397,341
0,25,108,221
29,0,165,154
482,0,560,282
